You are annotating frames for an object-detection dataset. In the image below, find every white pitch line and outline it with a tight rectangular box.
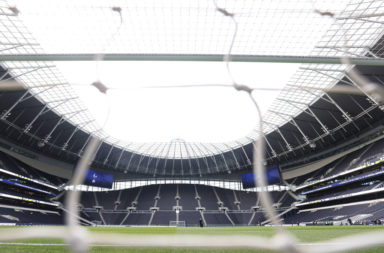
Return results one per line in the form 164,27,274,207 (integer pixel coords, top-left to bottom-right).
0,242,68,246
0,242,357,247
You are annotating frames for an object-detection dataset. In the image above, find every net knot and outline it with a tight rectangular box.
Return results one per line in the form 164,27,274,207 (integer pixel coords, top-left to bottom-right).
314,9,334,17
216,7,234,17
91,81,108,94
234,84,252,93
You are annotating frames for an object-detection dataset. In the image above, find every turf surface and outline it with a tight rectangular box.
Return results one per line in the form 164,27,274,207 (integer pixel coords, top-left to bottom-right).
0,225,383,252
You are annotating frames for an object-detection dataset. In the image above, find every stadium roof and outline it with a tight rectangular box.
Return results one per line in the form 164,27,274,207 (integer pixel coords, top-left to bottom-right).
1,0,384,177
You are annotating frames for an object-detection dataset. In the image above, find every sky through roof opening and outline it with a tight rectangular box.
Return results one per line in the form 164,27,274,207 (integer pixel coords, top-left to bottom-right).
57,61,298,143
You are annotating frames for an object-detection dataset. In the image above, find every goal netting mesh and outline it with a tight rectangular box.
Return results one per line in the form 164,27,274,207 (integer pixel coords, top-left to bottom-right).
0,0,384,253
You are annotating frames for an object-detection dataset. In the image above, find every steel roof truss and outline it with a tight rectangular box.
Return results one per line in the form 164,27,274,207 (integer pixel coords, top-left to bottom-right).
0,67,45,84
263,121,292,152
237,139,252,165
268,110,310,145
152,143,168,176
222,142,242,170
181,142,194,175
191,143,211,175
62,119,94,151
135,142,157,173
303,87,353,122
200,143,220,173
209,143,231,174
344,75,379,105
124,143,145,173
22,97,76,133
114,144,131,169
41,116,67,144
103,141,120,166
78,134,92,157
263,137,277,158
178,142,184,176
188,144,203,177
349,95,374,119
307,67,379,106
5,108,24,132
278,98,329,134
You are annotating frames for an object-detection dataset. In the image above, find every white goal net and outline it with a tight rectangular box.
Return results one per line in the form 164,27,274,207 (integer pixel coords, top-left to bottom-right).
1,0,384,253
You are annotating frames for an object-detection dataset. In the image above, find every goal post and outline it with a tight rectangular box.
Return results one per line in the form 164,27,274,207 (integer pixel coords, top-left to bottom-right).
169,221,186,227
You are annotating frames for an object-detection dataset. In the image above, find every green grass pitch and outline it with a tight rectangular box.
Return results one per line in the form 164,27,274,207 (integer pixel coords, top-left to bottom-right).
0,225,384,252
